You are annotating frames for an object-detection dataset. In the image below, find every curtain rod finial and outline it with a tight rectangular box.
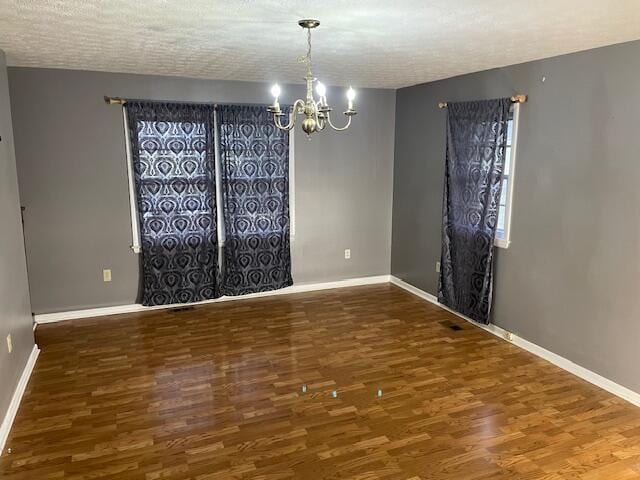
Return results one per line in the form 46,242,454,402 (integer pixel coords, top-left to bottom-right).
104,96,126,105
511,94,527,103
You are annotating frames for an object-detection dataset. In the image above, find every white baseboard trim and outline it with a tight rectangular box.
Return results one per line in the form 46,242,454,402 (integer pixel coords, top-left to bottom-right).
389,275,640,408
0,344,40,455
34,275,392,324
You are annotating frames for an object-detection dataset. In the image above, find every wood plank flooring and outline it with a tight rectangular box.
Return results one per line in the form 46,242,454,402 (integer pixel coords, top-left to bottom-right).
2,284,640,479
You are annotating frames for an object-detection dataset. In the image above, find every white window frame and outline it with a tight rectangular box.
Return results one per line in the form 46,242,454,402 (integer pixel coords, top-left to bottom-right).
289,126,296,240
122,106,142,254
495,103,520,249
213,108,225,251
123,105,296,254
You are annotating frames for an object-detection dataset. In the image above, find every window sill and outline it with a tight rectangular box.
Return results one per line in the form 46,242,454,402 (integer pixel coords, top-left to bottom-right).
494,238,510,249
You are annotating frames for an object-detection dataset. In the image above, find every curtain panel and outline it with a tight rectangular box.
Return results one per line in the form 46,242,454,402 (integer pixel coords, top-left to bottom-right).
125,101,220,306
217,104,293,296
438,98,511,324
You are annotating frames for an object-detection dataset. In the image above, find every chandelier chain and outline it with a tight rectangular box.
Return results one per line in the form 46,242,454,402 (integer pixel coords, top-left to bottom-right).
297,27,313,77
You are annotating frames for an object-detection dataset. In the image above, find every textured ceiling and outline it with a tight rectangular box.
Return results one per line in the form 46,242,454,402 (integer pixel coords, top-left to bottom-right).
1,0,640,88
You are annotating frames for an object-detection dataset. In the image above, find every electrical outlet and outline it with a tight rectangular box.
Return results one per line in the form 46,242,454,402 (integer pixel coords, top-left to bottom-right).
6,334,12,353
344,249,351,260
504,331,514,341
435,261,441,273
103,269,112,282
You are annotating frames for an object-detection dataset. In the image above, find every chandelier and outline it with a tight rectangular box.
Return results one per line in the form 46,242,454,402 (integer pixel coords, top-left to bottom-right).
268,19,357,136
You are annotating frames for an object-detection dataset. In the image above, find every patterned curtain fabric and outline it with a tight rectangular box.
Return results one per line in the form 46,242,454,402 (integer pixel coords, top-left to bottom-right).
438,98,511,324
126,101,220,306
217,104,292,295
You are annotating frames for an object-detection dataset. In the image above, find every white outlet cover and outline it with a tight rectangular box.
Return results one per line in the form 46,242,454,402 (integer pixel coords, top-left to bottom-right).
436,261,441,273
6,334,12,353
103,269,112,282
344,249,351,259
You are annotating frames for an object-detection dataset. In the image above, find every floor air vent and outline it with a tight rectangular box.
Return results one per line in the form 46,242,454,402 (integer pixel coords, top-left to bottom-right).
440,320,463,331
171,306,195,313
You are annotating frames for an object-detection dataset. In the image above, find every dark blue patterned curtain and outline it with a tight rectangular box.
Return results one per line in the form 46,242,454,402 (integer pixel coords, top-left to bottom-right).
217,104,292,295
438,98,511,324
125,101,220,306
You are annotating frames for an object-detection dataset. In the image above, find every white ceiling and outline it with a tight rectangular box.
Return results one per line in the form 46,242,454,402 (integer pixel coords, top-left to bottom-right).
1,0,639,89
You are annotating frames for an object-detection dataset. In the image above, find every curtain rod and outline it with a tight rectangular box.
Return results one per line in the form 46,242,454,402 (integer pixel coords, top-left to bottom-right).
105,96,221,106
103,96,272,108
437,94,527,109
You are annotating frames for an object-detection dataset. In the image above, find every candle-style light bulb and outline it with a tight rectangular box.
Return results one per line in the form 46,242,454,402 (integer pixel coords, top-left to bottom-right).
316,81,327,102
270,84,281,111
346,87,356,110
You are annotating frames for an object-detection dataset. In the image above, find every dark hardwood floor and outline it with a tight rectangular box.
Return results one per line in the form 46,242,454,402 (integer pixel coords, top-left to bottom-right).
2,284,640,479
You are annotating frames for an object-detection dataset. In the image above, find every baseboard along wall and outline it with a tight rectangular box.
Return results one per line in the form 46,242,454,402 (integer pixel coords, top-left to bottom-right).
33,275,393,324
0,345,40,455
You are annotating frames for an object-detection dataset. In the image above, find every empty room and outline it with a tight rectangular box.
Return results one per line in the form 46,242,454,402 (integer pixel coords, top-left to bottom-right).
2,1,640,478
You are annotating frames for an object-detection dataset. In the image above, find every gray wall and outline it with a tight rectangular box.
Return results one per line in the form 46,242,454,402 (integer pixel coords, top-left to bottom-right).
0,52,35,423
8,68,395,314
392,39,640,393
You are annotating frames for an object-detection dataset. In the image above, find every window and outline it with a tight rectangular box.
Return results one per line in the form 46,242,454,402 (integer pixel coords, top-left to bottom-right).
495,103,520,248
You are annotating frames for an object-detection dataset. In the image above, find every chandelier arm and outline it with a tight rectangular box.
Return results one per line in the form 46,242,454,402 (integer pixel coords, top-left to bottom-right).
274,114,294,131
313,100,326,131
293,99,306,115
274,100,306,131
325,111,352,131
